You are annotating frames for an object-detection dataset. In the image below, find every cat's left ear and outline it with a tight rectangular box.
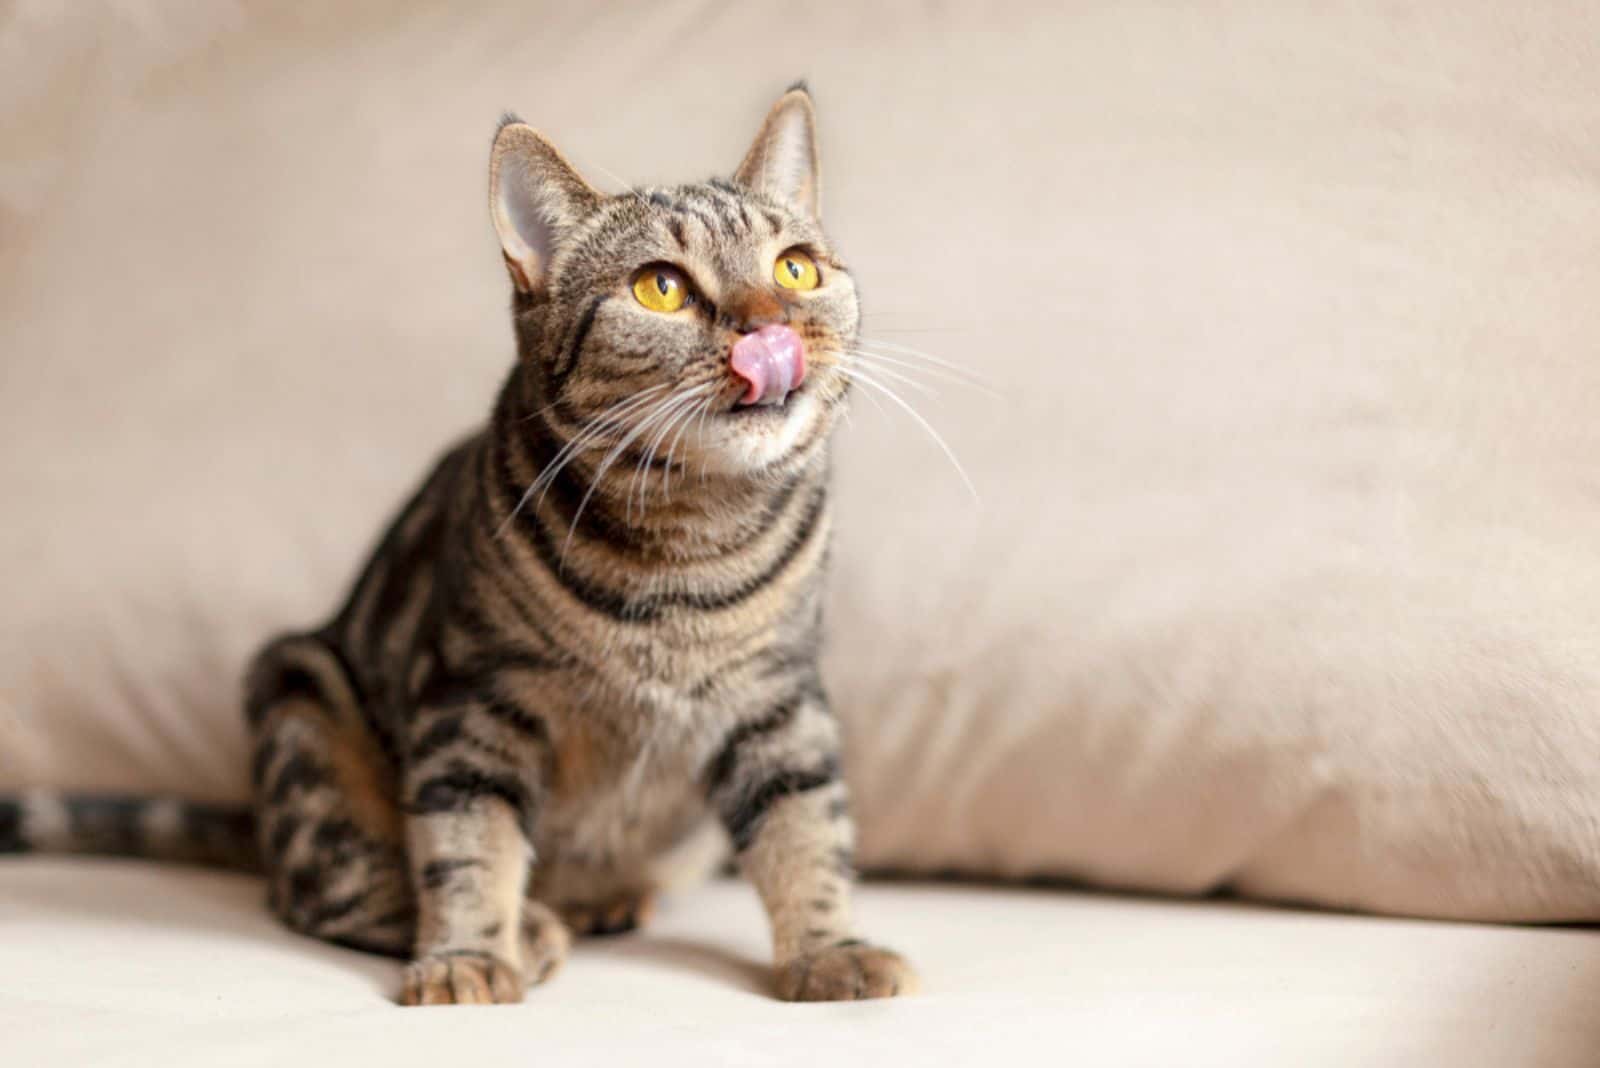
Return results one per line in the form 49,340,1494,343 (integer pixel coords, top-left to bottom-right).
489,116,601,293
734,82,821,220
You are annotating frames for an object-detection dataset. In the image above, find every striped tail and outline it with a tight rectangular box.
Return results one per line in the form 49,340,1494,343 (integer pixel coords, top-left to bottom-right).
0,792,261,873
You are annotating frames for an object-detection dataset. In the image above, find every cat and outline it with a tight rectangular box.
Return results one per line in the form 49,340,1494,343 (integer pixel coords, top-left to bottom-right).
0,83,918,1006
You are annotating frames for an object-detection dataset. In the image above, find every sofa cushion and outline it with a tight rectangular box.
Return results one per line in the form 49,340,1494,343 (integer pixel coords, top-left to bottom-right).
6,860,1600,1066
4,3,1600,920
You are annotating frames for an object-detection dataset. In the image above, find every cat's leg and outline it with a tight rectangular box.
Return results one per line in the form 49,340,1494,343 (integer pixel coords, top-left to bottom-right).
398,689,551,1005
248,635,570,996
245,634,415,958
704,684,918,1001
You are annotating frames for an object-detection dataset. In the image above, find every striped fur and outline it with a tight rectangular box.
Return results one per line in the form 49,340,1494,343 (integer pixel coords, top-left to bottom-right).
1,86,916,1005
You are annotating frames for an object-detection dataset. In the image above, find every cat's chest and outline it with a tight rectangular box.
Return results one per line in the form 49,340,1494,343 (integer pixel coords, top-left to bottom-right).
532,703,719,888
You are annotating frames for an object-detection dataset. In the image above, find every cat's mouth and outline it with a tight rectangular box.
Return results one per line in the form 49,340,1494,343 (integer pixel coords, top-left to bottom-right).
720,378,809,419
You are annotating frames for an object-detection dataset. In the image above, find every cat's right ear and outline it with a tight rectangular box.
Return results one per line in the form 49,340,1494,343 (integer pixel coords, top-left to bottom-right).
489,116,600,293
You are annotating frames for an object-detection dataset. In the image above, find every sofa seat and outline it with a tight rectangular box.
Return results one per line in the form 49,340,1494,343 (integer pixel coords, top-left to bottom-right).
4,860,1596,1066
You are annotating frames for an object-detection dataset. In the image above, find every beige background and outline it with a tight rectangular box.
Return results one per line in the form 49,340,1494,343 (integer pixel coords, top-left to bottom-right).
5,2,1600,920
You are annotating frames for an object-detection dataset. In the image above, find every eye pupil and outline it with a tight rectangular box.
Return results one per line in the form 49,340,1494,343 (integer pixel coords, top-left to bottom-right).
786,259,801,279
656,273,670,296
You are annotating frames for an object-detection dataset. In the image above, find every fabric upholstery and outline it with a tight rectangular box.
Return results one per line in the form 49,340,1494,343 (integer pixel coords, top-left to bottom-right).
4,2,1600,920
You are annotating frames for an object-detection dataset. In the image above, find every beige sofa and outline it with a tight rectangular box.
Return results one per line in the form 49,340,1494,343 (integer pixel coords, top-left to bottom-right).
12,859,1599,1066
6,4,1600,1064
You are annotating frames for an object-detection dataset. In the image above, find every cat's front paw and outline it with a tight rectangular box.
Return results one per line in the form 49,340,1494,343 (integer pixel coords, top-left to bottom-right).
776,940,919,1002
400,951,523,1006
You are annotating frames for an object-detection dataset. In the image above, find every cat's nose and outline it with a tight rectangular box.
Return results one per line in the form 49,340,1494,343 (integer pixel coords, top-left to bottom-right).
730,324,806,406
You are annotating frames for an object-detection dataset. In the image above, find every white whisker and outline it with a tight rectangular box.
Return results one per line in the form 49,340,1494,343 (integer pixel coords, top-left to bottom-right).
571,153,649,207
854,336,991,384
832,367,979,502
629,388,708,519
694,391,719,486
661,393,715,501
836,354,940,398
620,391,698,522
496,385,670,537
499,385,670,536
564,390,696,565
842,348,1000,399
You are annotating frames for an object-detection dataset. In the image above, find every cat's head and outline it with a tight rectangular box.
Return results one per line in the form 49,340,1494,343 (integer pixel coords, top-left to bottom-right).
488,84,855,479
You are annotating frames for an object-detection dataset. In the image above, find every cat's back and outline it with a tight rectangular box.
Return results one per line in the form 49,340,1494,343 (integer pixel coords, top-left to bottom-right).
324,431,487,710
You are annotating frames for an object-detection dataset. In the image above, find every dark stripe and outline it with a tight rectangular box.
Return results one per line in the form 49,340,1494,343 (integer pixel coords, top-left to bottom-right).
745,471,808,542
457,729,520,766
479,700,550,744
489,391,829,622
414,672,488,710
761,208,783,232
267,814,301,861
517,506,651,619
331,437,470,643
688,639,817,700
250,736,280,790
720,757,841,852
371,905,417,929
752,402,833,477
421,857,483,889
506,455,827,623
312,818,362,854
692,191,738,236
306,891,369,929
319,635,368,709
357,523,443,678
455,645,563,680
66,796,146,852
686,205,721,236
316,632,398,767
649,191,679,210
449,539,574,667
493,414,652,557
182,803,258,868
245,664,321,727
408,764,535,825
268,753,326,805
409,716,465,764
470,577,574,671
489,438,653,620
666,215,688,249
552,294,606,388
704,692,804,794
0,798,25,853
683,483,827,612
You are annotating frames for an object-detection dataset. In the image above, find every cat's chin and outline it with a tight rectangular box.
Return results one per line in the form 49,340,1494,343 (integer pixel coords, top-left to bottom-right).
694,389,829,477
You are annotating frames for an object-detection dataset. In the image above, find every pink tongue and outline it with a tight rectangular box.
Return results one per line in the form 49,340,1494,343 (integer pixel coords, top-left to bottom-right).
730,324,806,406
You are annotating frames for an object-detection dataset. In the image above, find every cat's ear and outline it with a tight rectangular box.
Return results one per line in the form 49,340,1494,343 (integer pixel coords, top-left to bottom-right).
489,116,601,293
733,82,821,220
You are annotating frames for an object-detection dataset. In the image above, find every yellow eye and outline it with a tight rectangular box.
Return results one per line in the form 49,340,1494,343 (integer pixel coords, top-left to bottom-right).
632,265,690,313
774,248,820,291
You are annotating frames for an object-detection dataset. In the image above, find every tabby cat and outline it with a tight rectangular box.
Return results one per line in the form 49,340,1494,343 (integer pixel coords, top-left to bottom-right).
0,84,918,1005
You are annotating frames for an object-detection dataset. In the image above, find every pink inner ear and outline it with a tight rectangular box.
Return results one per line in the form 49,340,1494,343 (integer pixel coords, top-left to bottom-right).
495,159,555,290
730,325,807,406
